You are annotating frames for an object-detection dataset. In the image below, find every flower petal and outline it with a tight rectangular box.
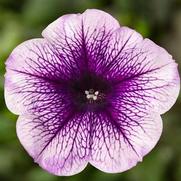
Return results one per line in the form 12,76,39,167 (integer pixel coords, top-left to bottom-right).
42,9,120,72
103,27,180,114
16,112,91,176
42,9,120,44
89,111,162,173
5,39,73,115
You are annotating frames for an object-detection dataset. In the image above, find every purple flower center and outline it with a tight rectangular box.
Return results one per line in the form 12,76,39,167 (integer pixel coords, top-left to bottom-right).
67,72,111,112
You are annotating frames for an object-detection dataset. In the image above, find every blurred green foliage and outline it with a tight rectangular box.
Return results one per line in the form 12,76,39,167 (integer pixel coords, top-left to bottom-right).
0,0,181,181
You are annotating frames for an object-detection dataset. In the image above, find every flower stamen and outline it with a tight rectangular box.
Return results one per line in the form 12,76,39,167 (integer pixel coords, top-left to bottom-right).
85,89,99,101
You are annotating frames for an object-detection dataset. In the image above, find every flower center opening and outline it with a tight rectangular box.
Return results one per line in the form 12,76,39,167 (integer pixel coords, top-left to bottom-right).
68,73,112,112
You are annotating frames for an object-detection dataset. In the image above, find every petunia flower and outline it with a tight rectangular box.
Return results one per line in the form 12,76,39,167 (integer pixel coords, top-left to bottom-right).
4,9,180,176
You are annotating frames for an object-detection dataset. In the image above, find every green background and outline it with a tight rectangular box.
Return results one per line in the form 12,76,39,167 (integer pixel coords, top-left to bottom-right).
0,0,181,181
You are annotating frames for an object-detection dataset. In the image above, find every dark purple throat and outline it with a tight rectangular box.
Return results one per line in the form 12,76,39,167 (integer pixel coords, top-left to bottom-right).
65,72,112,112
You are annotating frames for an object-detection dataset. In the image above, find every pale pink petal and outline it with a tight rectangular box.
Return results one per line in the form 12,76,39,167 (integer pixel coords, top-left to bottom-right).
42,9,120,44
102,27,180,114
16,112,91,176
5,39,73,115
89,111,162,173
